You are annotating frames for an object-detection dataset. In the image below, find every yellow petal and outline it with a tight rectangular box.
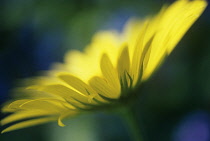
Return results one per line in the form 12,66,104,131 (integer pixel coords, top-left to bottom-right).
58,117,66,127
2,100,31,113
40,84,89,103
130,19,154,85
1,110,57,126
57,111,78,127
1,117,57,133
39,85,99,109
24,99,69,111
58,73,97,97
64,31,120,82
89,76,119,99
166,0,207,54
142,0,207,80
122,19,144,60
2,98,73,116
100,53,120,93
117,45,132,88
117,45,130,77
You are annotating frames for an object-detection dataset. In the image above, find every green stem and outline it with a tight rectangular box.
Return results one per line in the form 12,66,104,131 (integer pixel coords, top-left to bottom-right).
120,107,143,141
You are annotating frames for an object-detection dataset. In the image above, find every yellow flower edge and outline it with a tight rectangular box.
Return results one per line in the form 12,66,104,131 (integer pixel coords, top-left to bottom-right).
1,0,207,133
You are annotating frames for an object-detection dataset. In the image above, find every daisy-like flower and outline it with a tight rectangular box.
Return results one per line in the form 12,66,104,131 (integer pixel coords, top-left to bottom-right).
1,0,207,134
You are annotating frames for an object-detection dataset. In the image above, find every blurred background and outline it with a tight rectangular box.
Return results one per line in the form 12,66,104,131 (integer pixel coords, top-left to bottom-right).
0,0,209,141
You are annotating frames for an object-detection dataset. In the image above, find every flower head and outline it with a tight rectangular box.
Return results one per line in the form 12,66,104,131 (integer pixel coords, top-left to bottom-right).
1,0,207,133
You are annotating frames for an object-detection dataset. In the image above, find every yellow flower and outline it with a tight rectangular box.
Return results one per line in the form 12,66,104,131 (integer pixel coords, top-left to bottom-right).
1,0,207,133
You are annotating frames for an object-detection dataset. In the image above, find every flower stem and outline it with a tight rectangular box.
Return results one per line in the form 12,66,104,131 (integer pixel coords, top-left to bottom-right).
120,107,144,141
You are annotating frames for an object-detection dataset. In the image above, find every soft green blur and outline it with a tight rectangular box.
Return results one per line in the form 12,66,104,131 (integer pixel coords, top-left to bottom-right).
0,0,209,141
